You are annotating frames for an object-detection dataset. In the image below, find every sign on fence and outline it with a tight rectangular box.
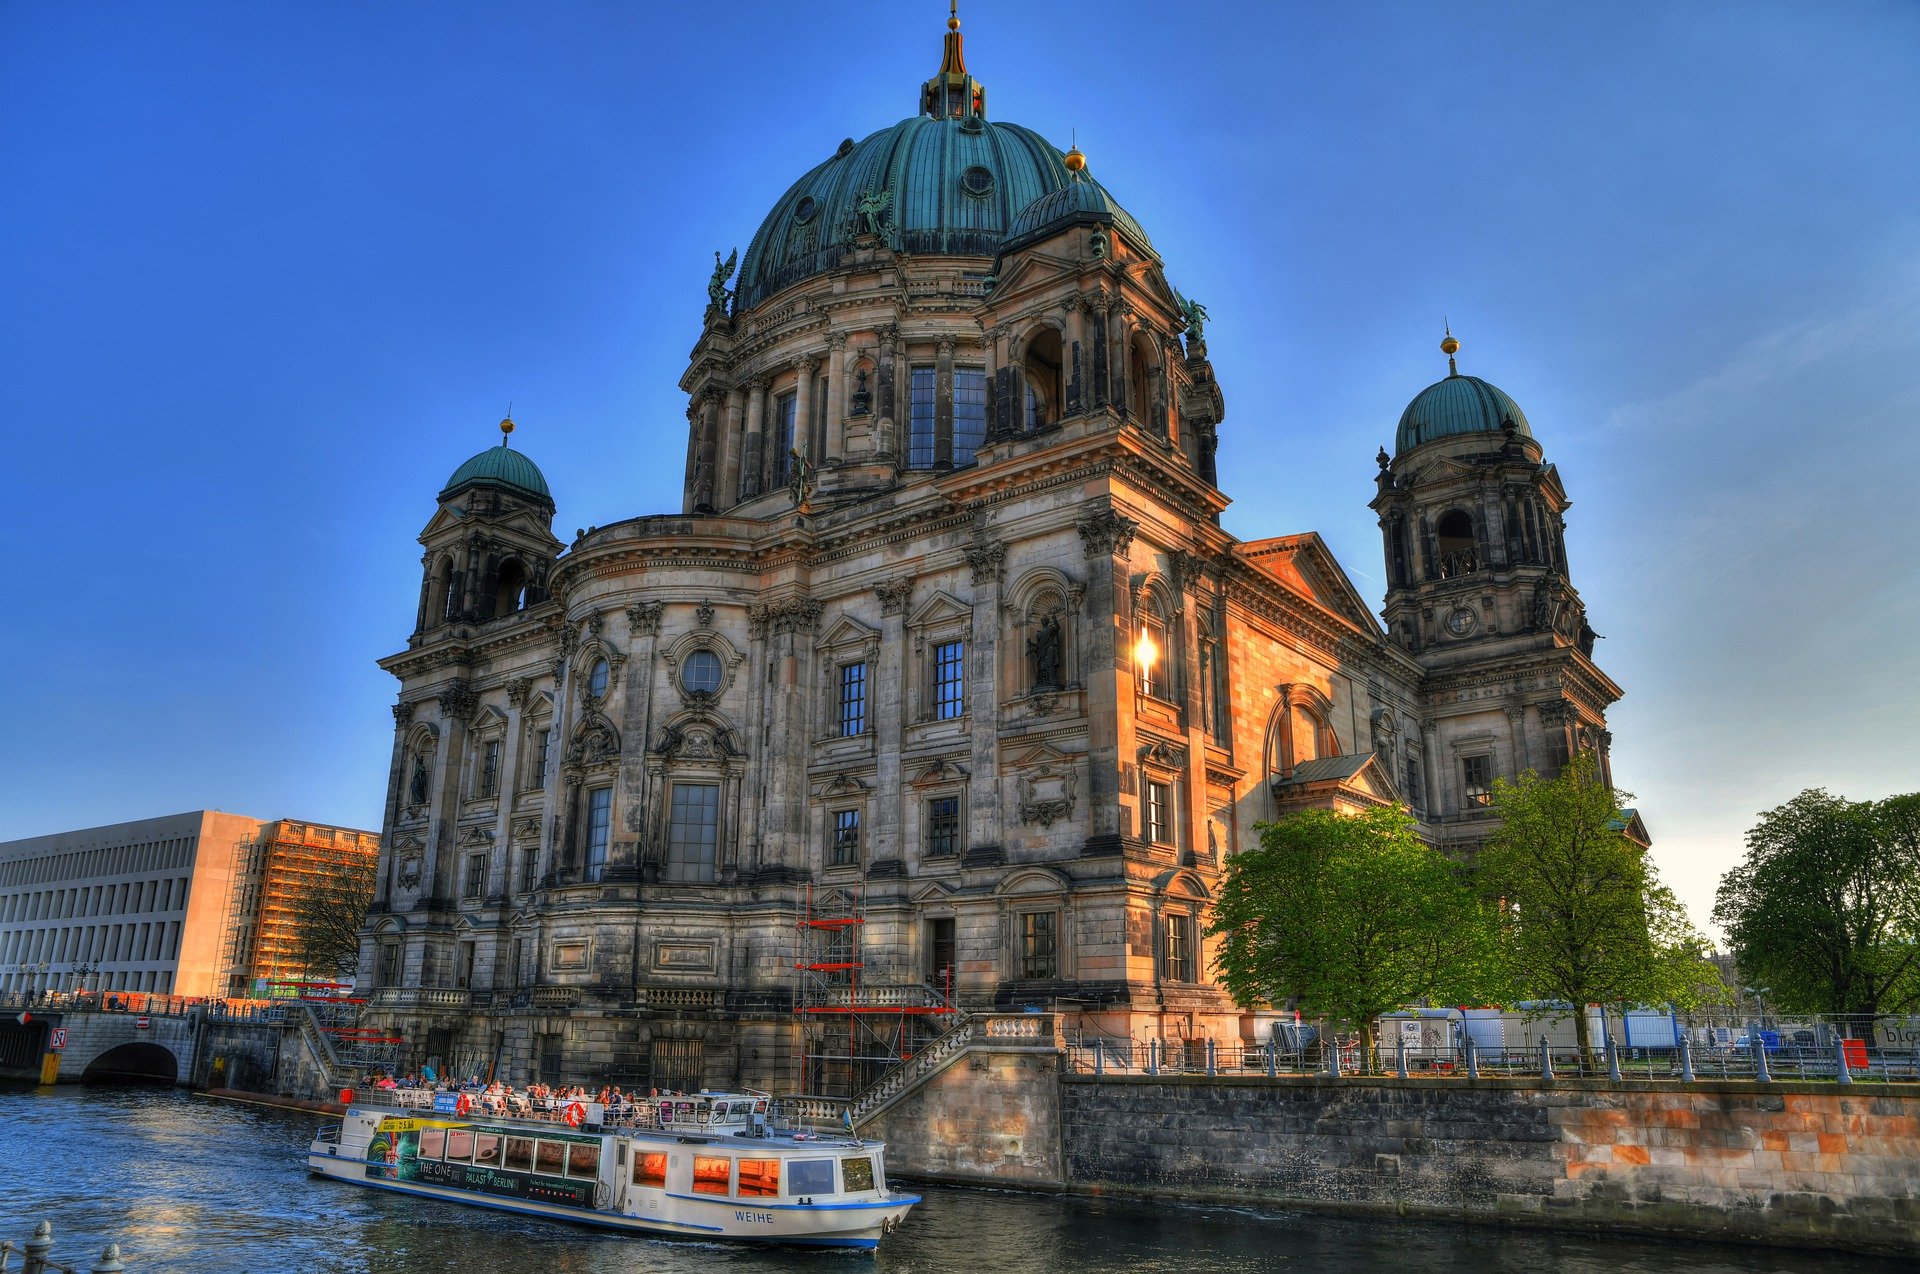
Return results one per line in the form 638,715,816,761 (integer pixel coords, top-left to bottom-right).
49,1027,67,1051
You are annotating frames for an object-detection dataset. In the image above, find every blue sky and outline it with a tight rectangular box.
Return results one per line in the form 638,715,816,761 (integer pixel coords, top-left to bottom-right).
3,1,1916,935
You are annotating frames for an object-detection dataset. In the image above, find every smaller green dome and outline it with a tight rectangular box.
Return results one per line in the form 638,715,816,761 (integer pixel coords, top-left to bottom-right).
1000,175,1152,258
442,445,551,501
1395,374,1533,453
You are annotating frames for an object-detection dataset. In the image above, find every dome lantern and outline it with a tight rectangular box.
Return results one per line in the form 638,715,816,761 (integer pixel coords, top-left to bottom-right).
920,2,986,121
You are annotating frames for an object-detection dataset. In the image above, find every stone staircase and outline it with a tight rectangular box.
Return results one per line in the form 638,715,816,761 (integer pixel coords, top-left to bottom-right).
846,1010,975,1127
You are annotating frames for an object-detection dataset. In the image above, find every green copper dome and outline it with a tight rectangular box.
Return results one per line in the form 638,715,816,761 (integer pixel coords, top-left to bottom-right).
1001,175,1152,259
1395,374,1533,453
441,444,551,502
739,115,1134,309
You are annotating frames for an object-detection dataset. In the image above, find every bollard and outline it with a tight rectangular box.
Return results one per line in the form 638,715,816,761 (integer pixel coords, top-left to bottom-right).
1326,1038,1341,1079
1834,1036,1853,1085
1396,1036,1409,1079
93,1243,125,1274
1464,1035,1479,1080
1094,1043,1104,1076
1206,1037,1216,1076
24,1219,52,1274
1679,1034,1696,1083
1265,1038,1276,1078
1147,1038,1158,1076
1752,1033,1772,1083
1606,1035,1622,1083
1539,1038,1554,1082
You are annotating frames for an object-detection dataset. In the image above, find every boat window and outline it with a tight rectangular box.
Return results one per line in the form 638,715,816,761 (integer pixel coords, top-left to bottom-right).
692,1155,731,1195
419,1128,446,1160
504,1137,534,1172
444,1130,475,1163
737,1159,779,1198
567,1142,601,1179
534,1140,565,1176
788,1158,834,1196
632,1151,668,1189
472,1133,502,1168
841,1156,874,1192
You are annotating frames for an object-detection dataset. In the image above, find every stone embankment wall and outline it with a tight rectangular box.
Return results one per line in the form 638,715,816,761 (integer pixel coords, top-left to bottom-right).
864,1043,1063,1185
1057,1076,1920,1257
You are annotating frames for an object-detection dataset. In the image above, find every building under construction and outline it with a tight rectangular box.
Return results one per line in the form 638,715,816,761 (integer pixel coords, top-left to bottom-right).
221,819,382,997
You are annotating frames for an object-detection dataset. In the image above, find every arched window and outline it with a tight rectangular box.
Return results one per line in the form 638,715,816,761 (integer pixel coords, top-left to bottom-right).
430,557,457,625
681,649,722,695
1128,333,1157,432
1435,509,1477,579
1023,328,1063,430
1388,515,1412,588
586,658,610,698
492,559,530,618
1138,597,1172,701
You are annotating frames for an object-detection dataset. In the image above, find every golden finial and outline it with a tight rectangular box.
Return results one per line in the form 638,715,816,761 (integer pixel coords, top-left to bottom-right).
949,0,960,31
1064,128,1086,173
499,414,515,445
1440,321,1459,376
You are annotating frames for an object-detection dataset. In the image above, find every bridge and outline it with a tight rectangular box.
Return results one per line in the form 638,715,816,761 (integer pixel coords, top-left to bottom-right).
0,998,320,1090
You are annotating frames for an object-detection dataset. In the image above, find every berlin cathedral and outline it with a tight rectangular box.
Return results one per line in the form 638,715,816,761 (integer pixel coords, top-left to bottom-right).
359,11,1633,1093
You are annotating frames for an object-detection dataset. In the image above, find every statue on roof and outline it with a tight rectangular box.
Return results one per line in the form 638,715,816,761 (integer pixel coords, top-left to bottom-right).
1180,297,1209,344
854,188,893,239
707,249,737,310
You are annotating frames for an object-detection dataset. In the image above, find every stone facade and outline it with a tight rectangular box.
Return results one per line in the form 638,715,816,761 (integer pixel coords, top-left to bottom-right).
357,18,1630,1095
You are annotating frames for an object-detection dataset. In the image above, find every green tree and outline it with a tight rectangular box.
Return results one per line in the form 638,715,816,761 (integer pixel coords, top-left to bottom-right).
1478,755,1718,1057
1713,789,1920,1022
1208,804,1502,1055
290,850,380,982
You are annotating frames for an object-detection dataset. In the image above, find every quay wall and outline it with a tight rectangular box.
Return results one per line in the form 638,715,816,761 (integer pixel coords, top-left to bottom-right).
864,1045,1063,1185
1054,1075,1920,1257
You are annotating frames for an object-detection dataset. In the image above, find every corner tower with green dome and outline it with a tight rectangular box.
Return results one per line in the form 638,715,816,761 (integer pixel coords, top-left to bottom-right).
1370,331,1624,853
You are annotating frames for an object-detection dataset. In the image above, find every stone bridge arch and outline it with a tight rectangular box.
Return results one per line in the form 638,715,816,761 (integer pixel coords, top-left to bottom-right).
81,1040,182,1084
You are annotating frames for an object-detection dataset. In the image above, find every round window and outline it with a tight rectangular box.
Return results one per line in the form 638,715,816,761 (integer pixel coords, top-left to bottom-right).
961,165,995,197
682,649,723,695
793,196,817,223
587,658,610,698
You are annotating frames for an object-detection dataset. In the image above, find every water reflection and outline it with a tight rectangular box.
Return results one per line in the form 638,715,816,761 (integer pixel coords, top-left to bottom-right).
0,1085,1893,1273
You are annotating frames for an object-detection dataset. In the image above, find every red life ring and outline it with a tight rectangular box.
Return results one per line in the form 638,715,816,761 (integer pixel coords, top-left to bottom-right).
455,1093,473,1117
564,1102,586,1128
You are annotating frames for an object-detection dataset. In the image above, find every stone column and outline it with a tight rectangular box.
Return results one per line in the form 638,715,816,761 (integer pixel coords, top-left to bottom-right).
876,325,899,460
616,603,663,882
720,387,745,507
429,681,478,904
1076,502,1138,849
681,401,701,515
1422,721,1443,818
874,579,912,868
693,394,720,513
1505,702,1530,775
963,539,1006,849
378,701,414,908
934,338,955,469
742,379,768,499
823,334,847,462
1063,297,1086,417
792,358,815,474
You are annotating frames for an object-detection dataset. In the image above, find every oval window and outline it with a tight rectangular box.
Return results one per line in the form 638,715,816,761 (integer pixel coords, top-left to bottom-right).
961,165,994,198
587,658,610,698
794,196,817,223
682,649,723,695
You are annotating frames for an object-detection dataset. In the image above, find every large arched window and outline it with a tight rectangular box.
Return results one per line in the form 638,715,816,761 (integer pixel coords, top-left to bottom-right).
492,559,530,618
430,556,457,625
1435,509,1477,579
1023,328,1063,430
1138,595,1172,702
1128,332,1158,433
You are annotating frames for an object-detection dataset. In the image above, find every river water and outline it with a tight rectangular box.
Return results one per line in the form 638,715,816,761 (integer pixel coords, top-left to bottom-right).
0,1084,1898,1272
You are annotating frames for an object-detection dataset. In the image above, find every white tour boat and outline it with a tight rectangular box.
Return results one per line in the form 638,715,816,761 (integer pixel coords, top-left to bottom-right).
307,1089,918,1250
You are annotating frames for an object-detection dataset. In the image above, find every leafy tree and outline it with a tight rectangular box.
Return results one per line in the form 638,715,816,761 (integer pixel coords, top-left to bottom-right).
1208,804,1502,1055
1478,755,1718,1056
290,850,380,982
1713,789,1920,1022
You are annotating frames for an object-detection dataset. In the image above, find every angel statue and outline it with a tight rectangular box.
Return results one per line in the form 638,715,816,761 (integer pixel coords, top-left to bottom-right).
854,188,893,238
787,448,817,512
1179,297,1209,343
708,248,737,309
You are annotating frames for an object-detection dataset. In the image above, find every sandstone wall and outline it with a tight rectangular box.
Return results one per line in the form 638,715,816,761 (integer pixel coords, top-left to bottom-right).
1058,1075,1920,1257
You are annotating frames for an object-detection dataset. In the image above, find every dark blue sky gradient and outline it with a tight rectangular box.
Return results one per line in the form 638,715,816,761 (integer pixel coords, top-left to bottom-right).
3,1,1916,930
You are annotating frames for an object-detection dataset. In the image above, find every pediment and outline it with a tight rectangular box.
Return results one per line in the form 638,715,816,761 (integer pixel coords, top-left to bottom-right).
907,589,971,631
816,614,881,651
909,756,969,788
1270,752,1400,809
419,505,557,547
911,879,957,904
818,772,872,797
1004,739,1079,771
990,245,1081,298
998,866,1072,896
1237,533,1381,635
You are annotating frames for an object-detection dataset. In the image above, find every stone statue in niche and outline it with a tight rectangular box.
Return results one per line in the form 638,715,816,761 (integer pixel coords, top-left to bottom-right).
849,367,872,416
1028,612,1064,691
407,756,431,807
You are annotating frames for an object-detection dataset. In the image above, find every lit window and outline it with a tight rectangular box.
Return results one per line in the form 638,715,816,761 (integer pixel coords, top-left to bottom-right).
1147,781,1173,844
665,783,720,883
908,366,937,469
831,809,861,867
737,1159,780,1198
584,787,612,881
838,662,867,737
927,796,959,856
693,1155,731,1195
587,659,609,698
682,649,723,695
1140,607,1170,700
1463,755,1493,807
932,640,965,720
1020,911,1058,979
953,368,986,465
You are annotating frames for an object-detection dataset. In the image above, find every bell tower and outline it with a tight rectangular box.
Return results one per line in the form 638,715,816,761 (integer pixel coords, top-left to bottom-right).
1372,332,1621,842
413,417,563,641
